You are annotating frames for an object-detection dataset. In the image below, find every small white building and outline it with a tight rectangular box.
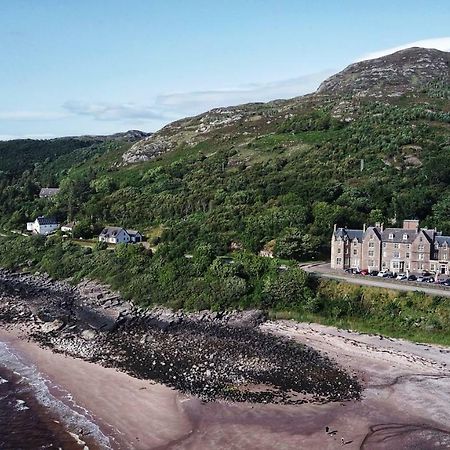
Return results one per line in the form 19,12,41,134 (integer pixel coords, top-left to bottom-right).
98,227,143,244
61,222,75,233
27,217,60,235
39,188,60,199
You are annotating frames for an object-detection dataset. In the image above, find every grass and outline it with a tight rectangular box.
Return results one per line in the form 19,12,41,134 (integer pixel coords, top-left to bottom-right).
269,310,450,347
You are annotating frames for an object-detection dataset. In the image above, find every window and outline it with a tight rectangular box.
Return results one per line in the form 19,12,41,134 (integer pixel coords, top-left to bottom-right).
444,254,448,261
369,234,374,240
393,251,400,258
431,264,436,271
418,253,424,260
383,251,387,258
418,262,424,270
353,249,357,255
382,262,387,268
394,243,399,249
368,242,375,248
418,244,424,251
336,257,342,265
389,233,394,239
368,260,374,266
368,250,374,257
392,261,400,269
420,237,423,242
337,248,341,254
406,262,410,270
403,234,408,240
407,244,411,249
406,252,410,258
383,242,387,248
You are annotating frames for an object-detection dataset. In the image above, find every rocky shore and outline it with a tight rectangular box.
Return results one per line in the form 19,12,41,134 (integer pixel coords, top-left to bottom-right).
0,269,360,405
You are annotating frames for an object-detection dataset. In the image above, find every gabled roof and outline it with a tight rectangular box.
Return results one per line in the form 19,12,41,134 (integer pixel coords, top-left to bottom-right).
100,226,128,238
36,216,59,226
365,226,382,240
126,229,142,236
334,228,364,242
39,188,60,197
435,235,450,247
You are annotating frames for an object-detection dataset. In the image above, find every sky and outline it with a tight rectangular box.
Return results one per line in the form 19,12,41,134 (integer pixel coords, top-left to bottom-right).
1,0,450,139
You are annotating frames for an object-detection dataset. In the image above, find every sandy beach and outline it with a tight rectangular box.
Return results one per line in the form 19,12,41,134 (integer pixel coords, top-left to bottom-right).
2,320,449,449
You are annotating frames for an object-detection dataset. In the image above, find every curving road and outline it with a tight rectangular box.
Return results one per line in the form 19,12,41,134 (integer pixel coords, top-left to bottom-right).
302,262,450,298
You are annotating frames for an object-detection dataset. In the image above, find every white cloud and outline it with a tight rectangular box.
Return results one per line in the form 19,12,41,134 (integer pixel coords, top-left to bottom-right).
63,101,168,121
155,70,332,116
358,37,450,61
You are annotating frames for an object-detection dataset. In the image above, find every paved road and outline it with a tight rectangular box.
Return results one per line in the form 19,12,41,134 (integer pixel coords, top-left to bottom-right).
303,263,450,298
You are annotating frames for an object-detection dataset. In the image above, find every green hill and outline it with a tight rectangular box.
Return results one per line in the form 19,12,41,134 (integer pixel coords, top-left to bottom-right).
0,47,450,343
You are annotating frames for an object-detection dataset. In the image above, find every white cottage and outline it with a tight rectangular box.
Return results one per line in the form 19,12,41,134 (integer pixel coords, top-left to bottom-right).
98,227,143,245
27,217,60,235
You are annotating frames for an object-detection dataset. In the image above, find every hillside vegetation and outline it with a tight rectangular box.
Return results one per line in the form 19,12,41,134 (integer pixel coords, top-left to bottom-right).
0,47,449,343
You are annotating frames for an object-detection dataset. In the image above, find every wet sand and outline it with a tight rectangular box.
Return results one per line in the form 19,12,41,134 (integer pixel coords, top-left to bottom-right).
1,322,450,449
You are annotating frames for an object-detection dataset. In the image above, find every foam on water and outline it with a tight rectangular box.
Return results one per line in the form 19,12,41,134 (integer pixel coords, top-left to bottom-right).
0,340,113,449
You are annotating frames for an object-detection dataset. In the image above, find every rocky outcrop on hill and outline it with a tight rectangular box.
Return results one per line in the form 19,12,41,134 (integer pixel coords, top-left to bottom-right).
122,47,450,164
0,269,361,404
121,103,289,164
317,47,450,97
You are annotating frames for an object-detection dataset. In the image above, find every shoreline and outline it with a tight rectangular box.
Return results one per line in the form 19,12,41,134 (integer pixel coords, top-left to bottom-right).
1,269,450,449
2,322,450,449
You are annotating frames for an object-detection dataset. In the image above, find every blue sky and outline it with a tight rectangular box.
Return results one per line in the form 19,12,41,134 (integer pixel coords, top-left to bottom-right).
1,0,450,139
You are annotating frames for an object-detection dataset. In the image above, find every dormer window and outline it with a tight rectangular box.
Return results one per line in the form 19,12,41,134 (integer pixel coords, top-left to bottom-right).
389,233,394,240
403,234,408,240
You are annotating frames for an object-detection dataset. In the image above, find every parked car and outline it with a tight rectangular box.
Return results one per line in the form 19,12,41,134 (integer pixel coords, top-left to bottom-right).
369,270,379,276
396,274,407,280
378,271,393,278
417,275,435,283
407,274,417,281
442,278,450,286
360,269,369,276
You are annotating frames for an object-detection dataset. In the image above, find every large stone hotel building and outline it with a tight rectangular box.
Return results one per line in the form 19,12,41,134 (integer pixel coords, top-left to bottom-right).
331,220,450,275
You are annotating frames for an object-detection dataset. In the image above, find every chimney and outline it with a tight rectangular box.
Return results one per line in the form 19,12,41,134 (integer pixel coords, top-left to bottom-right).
403,219,419,230
333,223,337,232
363,223,366,232
381,223,384,232
375,222,381,228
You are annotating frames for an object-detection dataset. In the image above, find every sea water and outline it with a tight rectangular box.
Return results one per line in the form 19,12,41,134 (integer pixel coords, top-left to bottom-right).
0,339,112,449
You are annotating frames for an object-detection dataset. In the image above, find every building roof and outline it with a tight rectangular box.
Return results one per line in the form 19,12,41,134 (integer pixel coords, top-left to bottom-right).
380,228,419,244
61,222,75,229
36,216,59,225
126,229,142,236
435,235,450,246
100,226,128,238
334,228,364,242
39,187,60,197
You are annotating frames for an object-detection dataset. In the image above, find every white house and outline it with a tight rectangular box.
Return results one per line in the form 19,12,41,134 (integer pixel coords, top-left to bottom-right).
61,222,75,233
39,188,60,199
98,227,143,244
27,217,60,235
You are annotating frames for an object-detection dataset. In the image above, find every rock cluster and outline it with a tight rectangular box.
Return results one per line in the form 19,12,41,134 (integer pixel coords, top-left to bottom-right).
317,47,450,97
0,269,361,404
